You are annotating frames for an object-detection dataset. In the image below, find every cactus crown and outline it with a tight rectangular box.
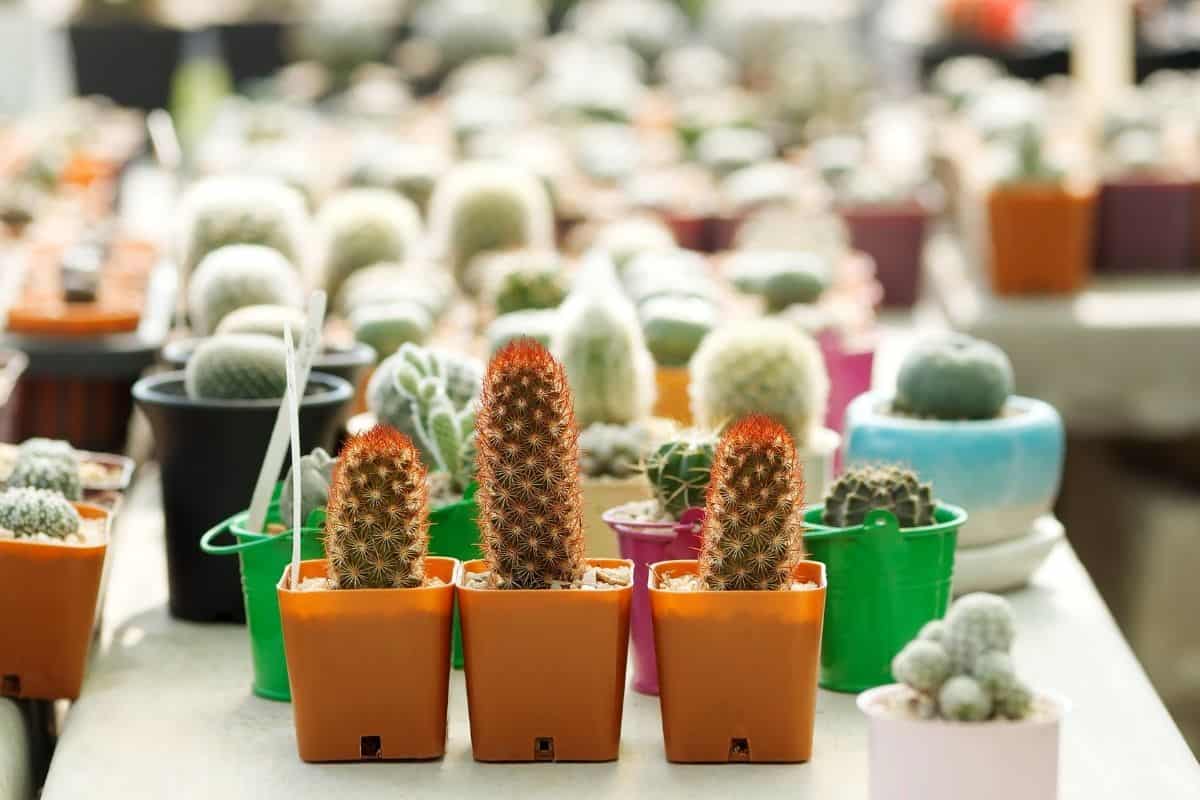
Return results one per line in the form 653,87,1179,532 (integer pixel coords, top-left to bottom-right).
822,465,934,529
699,415,805,591
9,455,82,501
187,244,303,336
475,339,585,589
893,334,1014,421
0,487,81,539
645,430,716,519
324,426,430,589
184,334,288,401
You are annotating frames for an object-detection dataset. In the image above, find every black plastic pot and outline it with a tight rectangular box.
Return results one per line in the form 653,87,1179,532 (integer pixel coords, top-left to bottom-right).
160,338,375,389
68,22,183,111
132,371,353,623
217,22,292,87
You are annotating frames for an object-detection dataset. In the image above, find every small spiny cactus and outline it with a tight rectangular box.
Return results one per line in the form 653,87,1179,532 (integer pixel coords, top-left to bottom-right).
280,447,336,531
645,431,716,518
187,244,303,336
184,334,288,401
482,250,568,315
8,455,82,501
698,415,805,591
475,339,586,589
215,304,307,341
579,422,648,479
324,427,429,589
942,592,1016,671
315,188,423,302
0,487,81,539
822,465,935,529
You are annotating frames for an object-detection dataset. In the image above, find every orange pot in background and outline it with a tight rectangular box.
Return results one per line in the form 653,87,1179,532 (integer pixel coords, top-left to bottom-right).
649,559,826,763
278,557,458,762
987,181,1096,296
654,365,692,425
0,503,111,701
457,558,633,762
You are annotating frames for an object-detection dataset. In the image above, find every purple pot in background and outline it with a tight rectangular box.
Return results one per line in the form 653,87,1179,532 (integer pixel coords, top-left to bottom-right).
840,202,930,308
1096,178,1195,274
603,507,704,695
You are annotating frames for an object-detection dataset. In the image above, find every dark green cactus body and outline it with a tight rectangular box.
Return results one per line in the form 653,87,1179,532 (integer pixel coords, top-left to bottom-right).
894,334,1014,421
822,465,934,529
645,432,716,518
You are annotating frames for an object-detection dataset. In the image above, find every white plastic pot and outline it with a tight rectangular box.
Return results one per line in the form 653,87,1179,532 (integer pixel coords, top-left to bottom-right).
858,684,1066,800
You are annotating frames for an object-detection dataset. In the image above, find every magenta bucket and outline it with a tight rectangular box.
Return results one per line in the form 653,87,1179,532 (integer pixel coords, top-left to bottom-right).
818,329,875,471
603,507,704,695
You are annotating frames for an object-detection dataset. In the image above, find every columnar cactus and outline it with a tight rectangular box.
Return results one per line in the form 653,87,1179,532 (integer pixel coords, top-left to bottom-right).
187,244,303,336
184,334,288,401
315,188,423,302
475,340,586,589
689,318,829,447
698,415,805,591
324,426,429,589
894,334,1015,421
553,288,656,427
890,592,1034,721
579,422,648,479
645,431,716,519
0,487,81,539
215,304,307,341
280,447,336,531
822,465,935,529
427,161,554,293
9,456,82,501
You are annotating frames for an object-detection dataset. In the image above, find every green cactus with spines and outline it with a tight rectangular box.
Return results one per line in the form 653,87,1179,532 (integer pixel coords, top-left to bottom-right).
215,304,307,341
822,465,935,529
324,426,430,589
0,487,81,539
336,263,454,320
689,318,829,448
483,250,569,315
486,309,559,355
316,188,423,302
644,431,716,519
579,422,648,479
187,244,303,336
184,334,288,401
8,456,82,501
350,301,433,360
894,334,1015,421
279,447,335,531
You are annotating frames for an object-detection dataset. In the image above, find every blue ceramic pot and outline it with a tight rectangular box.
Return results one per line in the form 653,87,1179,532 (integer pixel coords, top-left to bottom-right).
842,392,1064,548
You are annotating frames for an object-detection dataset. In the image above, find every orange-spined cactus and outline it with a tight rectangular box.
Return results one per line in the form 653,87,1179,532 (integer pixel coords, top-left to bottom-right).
699,415,806,591
324,425,430,589
475,339,586,589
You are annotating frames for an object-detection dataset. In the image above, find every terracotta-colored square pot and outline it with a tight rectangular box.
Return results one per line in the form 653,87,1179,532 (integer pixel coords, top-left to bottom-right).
277,557,459,762
457,558,634,762
987,182,1096,295
649,559,827,763
0,503,111,700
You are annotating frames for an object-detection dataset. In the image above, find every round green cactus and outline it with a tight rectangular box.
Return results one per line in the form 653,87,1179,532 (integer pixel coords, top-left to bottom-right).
727,251,830,312
315,188,423,302
486,309,559,355
938,675,993,722
689,318,829,447
0,487,81,539
891,639,952,693
993,678,1034,720
187,244,303,336
894,334,1015,421
623,250,716,307
822,465,935,529
579,421,647,479
591,217,676,274
184,334,288,401
8,455,82,501
335,263,454,320
481,250,568,315
215,304,307,341
943,592,1016,672
644,431,716,518
279,447,335,531
350,302,433,360
639,295,715,368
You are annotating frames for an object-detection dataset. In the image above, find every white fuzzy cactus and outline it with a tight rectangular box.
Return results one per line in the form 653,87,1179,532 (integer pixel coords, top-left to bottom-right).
315,188,423,302
184,334,288,401
187,245,303,336
944,592,1016,671
335,263,454,320
350,302,433,360
891,640,952,693
215,304,307,341
939,676,994,722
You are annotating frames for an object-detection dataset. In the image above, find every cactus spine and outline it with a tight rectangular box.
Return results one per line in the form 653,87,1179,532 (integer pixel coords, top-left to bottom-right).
324,427,430,589
0,487,81,539
822,465,934,529
8,455,82,501
645,431,716,518
215,304,307,341
698,415,805,591
475,339,585,589
184,334,288,401
187,244,303,336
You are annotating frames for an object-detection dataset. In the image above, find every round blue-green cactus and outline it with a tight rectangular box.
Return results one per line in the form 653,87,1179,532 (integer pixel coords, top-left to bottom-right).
727,251,830,312
184,334,288,401
894,334,1015,421
892,639,953,693
938,675,994,722
943,592,1016,671
8,455,82,501
639,295,715,368
0,487,81,539
187,244,303,336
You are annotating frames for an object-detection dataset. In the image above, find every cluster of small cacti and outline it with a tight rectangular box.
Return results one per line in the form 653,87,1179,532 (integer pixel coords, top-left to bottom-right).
177,175,308,278
184,334,288,401
214,304,307,341
822,465,935,529
187,245,303,336
482,250,569,315
891,593,1034,722
689,318,830,448
427,161,555,293
279,447,336,531
315,188,423,302
0,487,81,539
644,431,716,519
727,251,830,312
699,415,805,591
485,309,559,355
475,339,586,589
324,426,430,589
894,334,1015,421
8,454,83,501
579,422,648,479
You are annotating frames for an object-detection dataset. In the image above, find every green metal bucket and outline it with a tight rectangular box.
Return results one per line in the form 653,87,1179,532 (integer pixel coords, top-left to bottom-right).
200,485,325,702
803,504,965,694
429,484,481,669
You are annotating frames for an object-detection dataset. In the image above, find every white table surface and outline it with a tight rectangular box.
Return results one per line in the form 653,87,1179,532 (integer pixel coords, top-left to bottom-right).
38,465,1200,799
0,700,32,800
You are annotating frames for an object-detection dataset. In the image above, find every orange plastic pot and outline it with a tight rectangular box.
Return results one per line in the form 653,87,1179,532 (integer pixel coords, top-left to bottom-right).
277,557,459,762
654,365,693,425
457,558,633,762
0,503,111,700
649,559,826,763
987,181,1095,295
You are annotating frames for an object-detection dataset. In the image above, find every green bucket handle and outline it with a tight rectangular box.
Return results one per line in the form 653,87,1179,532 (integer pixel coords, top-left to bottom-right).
200,507,327,556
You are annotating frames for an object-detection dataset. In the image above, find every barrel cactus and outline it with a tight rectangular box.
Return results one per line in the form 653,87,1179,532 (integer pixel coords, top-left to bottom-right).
482,250,568,314
476,339,586,589
215,304,307,341
689,318,829,447
184,334,288,401
579,422,648,479
0,487,81,539
177,175,308,278
699,415,805,591
279,447,336,531
645,430,716,519
485,309,559,355
894,334,1015,421
639,295,715,368
8,455,82,501
315,188,423,302
187,244,303,336
822,465,935,529
350,302,433,360
324,426,430,589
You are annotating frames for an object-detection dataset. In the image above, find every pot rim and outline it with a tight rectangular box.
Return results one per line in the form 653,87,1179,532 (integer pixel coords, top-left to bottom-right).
802,502,967,540
857,683,1070,727
161,337,376,370
647,558,827,592
277,556,462,596
132,370,353,410
457,558,635,594
601,502,702,540
850,391,1060,432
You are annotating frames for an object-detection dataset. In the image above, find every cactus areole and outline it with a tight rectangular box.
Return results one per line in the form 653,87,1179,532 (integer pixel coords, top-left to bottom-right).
475,339,586,589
